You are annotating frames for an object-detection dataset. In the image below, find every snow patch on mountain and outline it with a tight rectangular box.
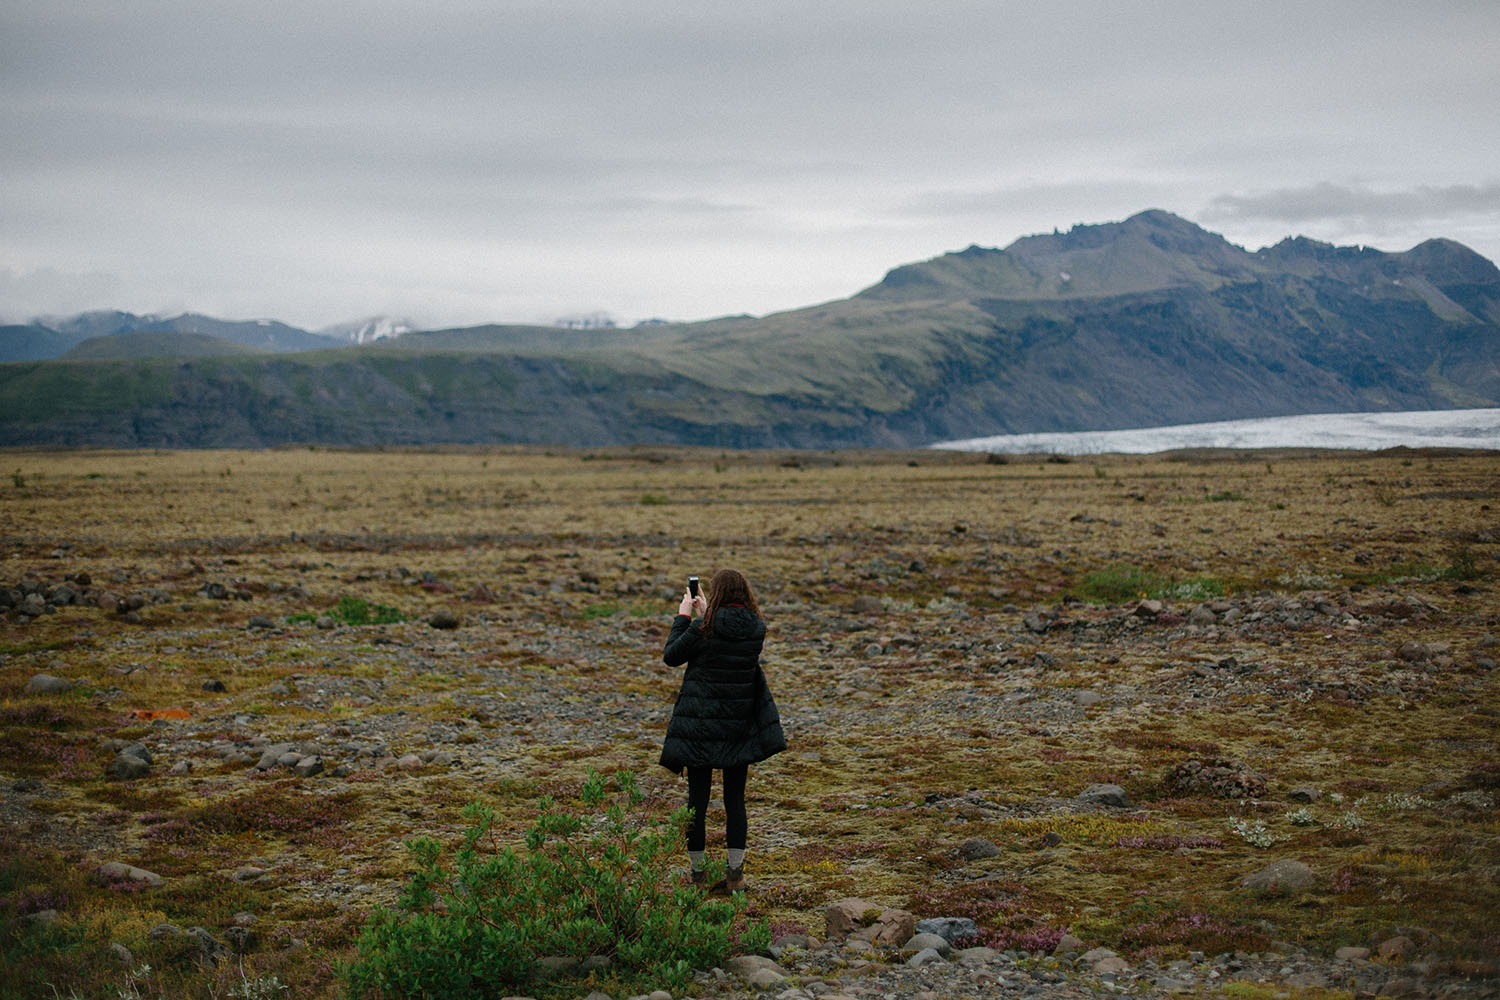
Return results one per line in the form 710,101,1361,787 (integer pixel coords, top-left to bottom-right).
320,316,415,344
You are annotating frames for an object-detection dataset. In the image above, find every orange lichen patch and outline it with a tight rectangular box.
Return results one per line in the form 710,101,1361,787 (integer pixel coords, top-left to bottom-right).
129,708,192,721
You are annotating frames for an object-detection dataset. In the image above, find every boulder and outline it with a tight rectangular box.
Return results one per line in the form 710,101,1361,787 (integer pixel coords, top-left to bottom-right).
1241,859,1316,893
428,610,461,630
1081,946,1130,974
1077,783,1130,808
1054,933,1087,955
825,897,886,938
26,674,73,694
854,907,915,947
957,837,1002,860
915,916,978,943
106,754,150,780
901,932,952,956
96,862,164,887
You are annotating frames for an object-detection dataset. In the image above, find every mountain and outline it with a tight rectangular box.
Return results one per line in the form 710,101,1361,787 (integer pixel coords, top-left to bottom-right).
319,316,416,345
3,311,343,361
2,210,1497,448
60,331,265,360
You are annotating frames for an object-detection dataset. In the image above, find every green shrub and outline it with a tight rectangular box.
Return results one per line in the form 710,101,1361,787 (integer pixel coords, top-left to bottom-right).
1072,564,1229,604
342,770,768,999
289,595,404,626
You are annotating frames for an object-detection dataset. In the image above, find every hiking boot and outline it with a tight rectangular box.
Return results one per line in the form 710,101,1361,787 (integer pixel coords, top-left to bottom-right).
710,865,746,895
690,868,707,888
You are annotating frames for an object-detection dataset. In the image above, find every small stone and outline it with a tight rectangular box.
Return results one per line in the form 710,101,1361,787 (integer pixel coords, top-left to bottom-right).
293,755,324,777
96,861,164,887
1053,933,1087,955
396,753,424,769
428,610,461,630
231,867,267,884
1081,947,1130,974
1241,859,1316,893
1378,936,1416,961
169,761,191,775
727,955,788,978
1074,690,1103,707
863,643,884,657
851,596,883,614
26,674,73,694
224,925,258,953
148,922,184,939
906,947,945,968
1132,599,1163,618
1286,971,1330,989
915,917,978,943
1287,786,1322,803
110,942,134,964
825,898,885,938
1076,783,1130,808
247,615,274,630
186,926,227,960
1188,605,1218,626
201,678,227,693
25,909,59,926
1378,977,1422,999
315,615,337,630
854,907,915,947
106,754,150,780
747,967,787,990
902,932,952,956
1336,946,1371,961
957,838,1002,860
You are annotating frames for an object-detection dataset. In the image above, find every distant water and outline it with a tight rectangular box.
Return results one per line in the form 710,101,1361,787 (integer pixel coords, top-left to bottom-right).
931,408,1500,455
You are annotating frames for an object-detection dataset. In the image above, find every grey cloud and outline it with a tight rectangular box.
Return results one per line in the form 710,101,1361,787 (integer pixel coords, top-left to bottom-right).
1205,182,1500,228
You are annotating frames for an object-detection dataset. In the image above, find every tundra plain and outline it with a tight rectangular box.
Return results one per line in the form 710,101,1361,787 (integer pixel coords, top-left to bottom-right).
1,446,1497,999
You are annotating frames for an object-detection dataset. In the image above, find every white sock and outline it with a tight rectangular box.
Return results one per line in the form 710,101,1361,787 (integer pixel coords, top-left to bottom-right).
688,850,705,872
727,848,745,870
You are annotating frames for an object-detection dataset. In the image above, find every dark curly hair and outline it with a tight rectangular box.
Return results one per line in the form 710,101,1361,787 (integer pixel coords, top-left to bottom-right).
700,568,761,638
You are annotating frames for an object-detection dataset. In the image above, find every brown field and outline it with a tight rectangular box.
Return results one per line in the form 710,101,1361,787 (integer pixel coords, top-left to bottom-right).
1,445,1497,998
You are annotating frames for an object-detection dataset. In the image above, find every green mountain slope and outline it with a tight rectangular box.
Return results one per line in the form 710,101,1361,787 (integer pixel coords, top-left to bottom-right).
61,331,266,360
2,210,1496,448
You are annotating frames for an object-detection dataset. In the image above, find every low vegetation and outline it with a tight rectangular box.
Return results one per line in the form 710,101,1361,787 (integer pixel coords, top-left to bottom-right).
0,444,1495,998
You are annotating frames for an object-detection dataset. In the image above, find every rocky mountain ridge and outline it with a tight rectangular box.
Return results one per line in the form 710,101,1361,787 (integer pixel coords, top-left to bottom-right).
2,210,1496,448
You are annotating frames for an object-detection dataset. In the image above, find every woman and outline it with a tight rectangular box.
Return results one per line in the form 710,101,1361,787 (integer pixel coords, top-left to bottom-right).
660,568,786,893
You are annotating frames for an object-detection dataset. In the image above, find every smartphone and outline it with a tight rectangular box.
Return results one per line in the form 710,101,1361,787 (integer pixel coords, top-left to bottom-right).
688,576,699,598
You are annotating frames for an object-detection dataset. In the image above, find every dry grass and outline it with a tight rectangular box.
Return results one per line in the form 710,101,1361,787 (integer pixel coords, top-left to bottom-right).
1,445,1497,997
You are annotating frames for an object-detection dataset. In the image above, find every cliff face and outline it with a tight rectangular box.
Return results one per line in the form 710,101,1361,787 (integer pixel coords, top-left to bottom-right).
3,211,1497,448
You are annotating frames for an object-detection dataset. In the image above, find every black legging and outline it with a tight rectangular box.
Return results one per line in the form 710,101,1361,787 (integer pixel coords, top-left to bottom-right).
685,765,748,851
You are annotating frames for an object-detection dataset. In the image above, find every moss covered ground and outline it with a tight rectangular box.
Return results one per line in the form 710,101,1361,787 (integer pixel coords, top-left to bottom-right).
0,445,1496,997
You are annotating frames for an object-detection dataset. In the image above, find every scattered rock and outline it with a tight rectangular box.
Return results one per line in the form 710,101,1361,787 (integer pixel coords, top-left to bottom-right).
1054,933,1087,955
957,838,1002,861
96,862,165,887
428,610,461,630
1379,977,1423,999
1288,785,1322,803
201,678,227,692
25,674,73,694
315,615,337,630
224,925,257,954
110,942,134,965
1241,859,1316,893
293,755,324,778
914,917,978,943
1379,935,1417,961
1081,946,1131,974
854,907,915,947
1188,605,1218,626
901,932,952,956
825,897,886,938
185,926,227,961
1132,599,1163,618
906,947,945,968
1336,946,1372,961
850,595,883,614
1164,757,1268,799
726,955,788,979
106,753,151,780
1074,689,1104,707
1076,783,1130,808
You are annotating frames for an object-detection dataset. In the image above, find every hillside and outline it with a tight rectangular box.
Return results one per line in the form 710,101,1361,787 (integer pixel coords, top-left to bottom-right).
61,331,266,360
2,210,1497,448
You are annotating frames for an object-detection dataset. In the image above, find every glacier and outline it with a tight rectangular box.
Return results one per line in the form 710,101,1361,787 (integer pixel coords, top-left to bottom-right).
930,408,1500,455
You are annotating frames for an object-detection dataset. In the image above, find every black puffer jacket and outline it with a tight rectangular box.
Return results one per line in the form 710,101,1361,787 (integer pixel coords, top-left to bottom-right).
659,606,786,773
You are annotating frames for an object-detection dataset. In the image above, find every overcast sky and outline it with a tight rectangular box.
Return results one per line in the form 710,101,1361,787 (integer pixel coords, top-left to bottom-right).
3,1,1498,330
